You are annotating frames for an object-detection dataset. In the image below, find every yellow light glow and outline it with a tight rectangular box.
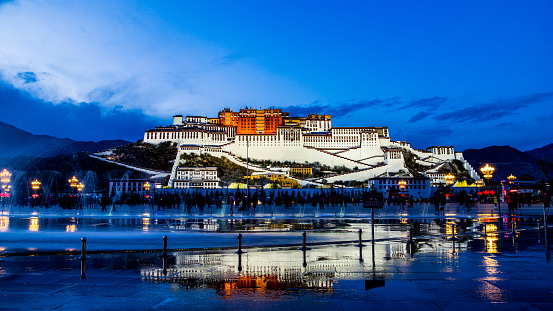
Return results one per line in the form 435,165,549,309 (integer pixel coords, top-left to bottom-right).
66,224,76,232
480,164,495,180
0,216,9,231
29,217,39,231
31,179,41,190
142,218,150,231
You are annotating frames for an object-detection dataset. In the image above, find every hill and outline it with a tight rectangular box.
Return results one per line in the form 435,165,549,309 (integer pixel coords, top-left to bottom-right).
463,145,545,181
525,143,553,162
0,121,129,158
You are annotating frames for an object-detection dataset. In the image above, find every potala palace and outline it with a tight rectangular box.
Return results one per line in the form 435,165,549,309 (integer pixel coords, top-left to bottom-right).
143,108,480,188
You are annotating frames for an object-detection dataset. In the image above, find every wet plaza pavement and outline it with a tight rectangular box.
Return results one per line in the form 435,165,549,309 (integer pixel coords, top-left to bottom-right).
0,203,552,310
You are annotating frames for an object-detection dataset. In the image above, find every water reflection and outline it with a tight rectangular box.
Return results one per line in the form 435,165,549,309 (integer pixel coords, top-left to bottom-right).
29,217,39,231
0,216,8,231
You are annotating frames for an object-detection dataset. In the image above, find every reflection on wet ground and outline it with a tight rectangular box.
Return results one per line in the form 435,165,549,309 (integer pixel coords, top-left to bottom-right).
1,214,552,310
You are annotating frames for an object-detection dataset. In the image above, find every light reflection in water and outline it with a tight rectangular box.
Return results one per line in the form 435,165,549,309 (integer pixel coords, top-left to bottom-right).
66,224,76,232
0,216,8,232
29,217,39,231
485,223,498,253
142,218,150,231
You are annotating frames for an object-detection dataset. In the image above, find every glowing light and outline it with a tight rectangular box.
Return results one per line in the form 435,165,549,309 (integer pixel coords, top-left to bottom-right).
29,217,39,231
0,216,9,231
398,180,407,190
444,173,455,185
31,179,41,190
480,164,495,180
142,218,150,231
66,224,76,232
0,169,11,183
68,176,79,188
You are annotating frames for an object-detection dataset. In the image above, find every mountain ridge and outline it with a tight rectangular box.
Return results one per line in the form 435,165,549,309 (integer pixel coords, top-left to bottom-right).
0,120,130,158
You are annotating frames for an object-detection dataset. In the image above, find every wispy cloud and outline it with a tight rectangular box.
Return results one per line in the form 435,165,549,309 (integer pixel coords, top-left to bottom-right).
434,92,553,123
409,111,429,122
0,0,314,118
396,96,447,111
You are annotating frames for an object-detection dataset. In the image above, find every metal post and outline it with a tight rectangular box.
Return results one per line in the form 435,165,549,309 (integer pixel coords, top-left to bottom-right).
80,237,88,260
538,220,541,243
299,231,310,251
162,235,168,257
357,229,364,247
236,233,245,254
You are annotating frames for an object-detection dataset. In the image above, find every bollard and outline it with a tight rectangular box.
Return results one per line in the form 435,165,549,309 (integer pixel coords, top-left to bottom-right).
491,209,494,218
158,235,172,258
409,226,413,245
77,237,89,262
236,233,246,254
356,229,364,247
299,231,311,251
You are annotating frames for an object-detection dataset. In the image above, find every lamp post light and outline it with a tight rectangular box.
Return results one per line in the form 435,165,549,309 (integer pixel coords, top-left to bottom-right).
31,179,41,206
480,164,495,186
444,173,455,186
507,174,516,184
144,182,151,206
1,169,11,205
0,169,11,184
398,180,407,192
68,176,79,190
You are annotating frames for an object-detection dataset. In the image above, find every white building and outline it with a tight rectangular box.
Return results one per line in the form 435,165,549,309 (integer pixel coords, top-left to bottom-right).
174,167,219,189
143,111,480,185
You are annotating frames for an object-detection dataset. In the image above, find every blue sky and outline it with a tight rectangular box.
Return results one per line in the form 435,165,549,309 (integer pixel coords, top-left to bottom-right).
0,0,551,151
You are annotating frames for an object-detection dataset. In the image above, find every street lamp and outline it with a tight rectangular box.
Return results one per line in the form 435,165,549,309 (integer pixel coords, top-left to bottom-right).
77,183,84,192
143,182,151,205
444,173,455,186
0,169,11,184
31,179,41,199
398,180,407,191
68,176,79,189
1,169,11,203
507,174,516,184
480,164,495,183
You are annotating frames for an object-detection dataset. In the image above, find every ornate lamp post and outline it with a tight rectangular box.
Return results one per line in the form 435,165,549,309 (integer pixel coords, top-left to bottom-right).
68,176,79,191
398,180,407,191
77,183,84,192
507,174,516,184
31,179,41,201
444,173,455,186
144,182,151,206
480,164,495,187
1,169,11,204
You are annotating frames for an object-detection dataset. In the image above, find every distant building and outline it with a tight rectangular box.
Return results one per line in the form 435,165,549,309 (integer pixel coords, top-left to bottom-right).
109,179,150,197
368,177,431,199
291,167,312,177
142,107,480,186
174,167,219,189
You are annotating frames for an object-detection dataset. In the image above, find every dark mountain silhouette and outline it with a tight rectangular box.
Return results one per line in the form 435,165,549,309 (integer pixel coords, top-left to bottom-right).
0,121,129,158
525,143,553,162
463,145,545,181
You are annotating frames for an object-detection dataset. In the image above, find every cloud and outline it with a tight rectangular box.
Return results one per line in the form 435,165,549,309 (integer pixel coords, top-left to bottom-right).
284,98,393,118
396,96,447,111
409,111,429,122
434,92,553,123
0,82,165,141
0,0,314,118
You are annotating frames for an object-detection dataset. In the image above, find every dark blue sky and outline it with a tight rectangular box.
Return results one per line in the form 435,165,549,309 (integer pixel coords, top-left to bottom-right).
0,0,552,150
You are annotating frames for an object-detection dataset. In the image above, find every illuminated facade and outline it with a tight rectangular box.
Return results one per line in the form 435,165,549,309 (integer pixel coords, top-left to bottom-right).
143,108,481,186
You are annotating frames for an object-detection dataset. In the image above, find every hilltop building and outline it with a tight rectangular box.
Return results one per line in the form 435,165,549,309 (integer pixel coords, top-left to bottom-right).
143,108,480,187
